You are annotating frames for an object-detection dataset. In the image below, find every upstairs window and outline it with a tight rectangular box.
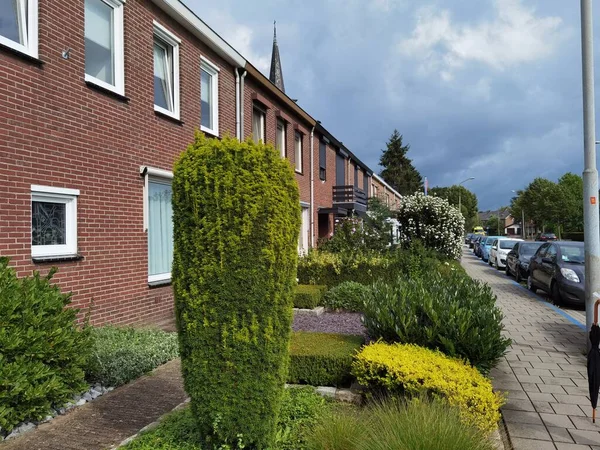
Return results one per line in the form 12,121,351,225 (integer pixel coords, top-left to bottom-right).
363,171,368,193
200,57,219,136
276,119,286,157
252,105,265,143
85,0,125,95
0,0,38,57
319,141,326,181
354,165,359,188
153,21,180,120
294,132,303,173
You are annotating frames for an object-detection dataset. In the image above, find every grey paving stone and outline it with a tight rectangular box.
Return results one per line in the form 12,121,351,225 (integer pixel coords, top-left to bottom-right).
551,404,588,417
553,395,591,406
533,401,556,414
539,413,574,429
547,427,575,443
539,385,568,394
503,410,544,425
504,398,537,412
568,429,600,445
506,422,552,441
518,375,545,384
551,371,586,380
568,415,600,432
529,393,559,403
555,443,594,450
510,437,558,450
542,377,576,387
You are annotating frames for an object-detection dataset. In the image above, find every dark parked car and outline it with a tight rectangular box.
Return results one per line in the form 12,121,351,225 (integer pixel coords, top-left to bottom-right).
465,233,474,245
473,235,485,257
527,241,585,306
536,233,557,242
505,241,544,282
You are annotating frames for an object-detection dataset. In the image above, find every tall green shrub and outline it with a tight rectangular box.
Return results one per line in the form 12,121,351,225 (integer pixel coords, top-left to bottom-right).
0,258,91,432
172,134,301,448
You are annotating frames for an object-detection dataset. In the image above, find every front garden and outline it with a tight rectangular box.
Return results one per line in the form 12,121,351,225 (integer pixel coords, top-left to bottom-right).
0,135,510,449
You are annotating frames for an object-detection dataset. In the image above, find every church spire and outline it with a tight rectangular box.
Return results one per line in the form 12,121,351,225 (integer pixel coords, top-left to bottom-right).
269,21,285,93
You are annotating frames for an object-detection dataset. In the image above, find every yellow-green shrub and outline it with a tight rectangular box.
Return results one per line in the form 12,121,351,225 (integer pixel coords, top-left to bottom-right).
352,342,503,433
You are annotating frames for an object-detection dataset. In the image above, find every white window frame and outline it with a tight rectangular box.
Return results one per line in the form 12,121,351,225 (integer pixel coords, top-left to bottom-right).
153,21,180,120
276,118,286,158
252,107,265,143
0,0,38,58
200,56,220,136
31,185,79,258
84,0,125,96
140,166,173,283
294,132,303,173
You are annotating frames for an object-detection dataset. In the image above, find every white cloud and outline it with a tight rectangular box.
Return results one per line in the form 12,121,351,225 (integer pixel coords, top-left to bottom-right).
398,0,564,77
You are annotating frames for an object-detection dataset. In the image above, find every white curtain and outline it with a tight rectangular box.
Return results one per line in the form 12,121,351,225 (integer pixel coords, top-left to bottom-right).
154,43,171,110
201,69,212,129
85,0,114,84
252,110,263,143
148,181,173,277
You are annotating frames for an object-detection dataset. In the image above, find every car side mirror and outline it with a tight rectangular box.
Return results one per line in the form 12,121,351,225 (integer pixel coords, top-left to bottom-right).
542,257,553,264
492,246,497,250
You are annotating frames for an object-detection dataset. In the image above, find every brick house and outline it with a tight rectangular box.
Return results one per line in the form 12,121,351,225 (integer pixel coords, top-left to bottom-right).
0,0,401,327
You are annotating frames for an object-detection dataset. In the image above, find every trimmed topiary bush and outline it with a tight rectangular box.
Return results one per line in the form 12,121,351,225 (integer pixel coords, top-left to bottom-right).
353,342,504,434
0,258,91,432
84,327,179,387
323,281,370,312
294,285,327,309
288,332,364,387
172,134,301,448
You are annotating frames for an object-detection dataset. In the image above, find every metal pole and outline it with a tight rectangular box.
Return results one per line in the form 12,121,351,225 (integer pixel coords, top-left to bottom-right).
522,209,525,240
581,0,600,345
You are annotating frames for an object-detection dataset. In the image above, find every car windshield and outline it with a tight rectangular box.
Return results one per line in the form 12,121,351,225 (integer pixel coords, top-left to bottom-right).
544,233,556,238
559,245,584,263
485,238,496,245
520,243,542,257
499,240,518,250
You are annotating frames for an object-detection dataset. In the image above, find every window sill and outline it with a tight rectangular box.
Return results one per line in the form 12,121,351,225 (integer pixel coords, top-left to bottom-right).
200,126,219,138
148,279,172,288
32,254,84,264
85,80,130,103
155,109,184,125
295,169,304,175
0,41,43,66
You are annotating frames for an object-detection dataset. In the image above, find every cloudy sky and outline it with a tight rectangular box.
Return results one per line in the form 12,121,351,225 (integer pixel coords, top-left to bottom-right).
188,0,589,210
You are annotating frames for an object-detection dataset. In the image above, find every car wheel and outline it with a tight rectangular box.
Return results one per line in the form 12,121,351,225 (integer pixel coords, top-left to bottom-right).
515,268,522,283
551,282,563,307
505,264,511,277
527,275,537,293
494,257,498,269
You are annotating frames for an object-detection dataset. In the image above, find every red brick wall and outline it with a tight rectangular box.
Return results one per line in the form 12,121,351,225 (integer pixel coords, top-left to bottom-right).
0,0,238,326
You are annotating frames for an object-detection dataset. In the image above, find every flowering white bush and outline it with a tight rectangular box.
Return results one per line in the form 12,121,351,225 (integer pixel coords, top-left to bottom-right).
396,193,464,259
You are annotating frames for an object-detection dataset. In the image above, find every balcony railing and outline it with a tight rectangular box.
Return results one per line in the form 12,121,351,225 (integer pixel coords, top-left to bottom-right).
332,185,368,206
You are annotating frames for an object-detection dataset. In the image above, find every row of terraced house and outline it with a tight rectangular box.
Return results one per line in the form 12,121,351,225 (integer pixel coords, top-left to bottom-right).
0,0,402,326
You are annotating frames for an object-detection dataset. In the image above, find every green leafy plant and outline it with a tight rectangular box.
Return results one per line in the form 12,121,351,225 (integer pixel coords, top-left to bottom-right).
294,285,327,309
172,134,301,449
308,397,495,450
361,270,510,373
84,327,179,387
353,343,504,434
289,332,364,387
0,258,91,432
322,282,370,312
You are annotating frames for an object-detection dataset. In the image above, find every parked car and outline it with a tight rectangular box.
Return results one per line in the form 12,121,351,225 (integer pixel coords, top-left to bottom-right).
505,241,544,282
535,233,557,242
465,233,474,245
489,238,523,269
481,236,500,262
527,241,585,306
473,235,484,257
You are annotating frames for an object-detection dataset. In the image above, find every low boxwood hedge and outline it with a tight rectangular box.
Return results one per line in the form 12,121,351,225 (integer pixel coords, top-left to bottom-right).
294,285,327,309
288,332,364,387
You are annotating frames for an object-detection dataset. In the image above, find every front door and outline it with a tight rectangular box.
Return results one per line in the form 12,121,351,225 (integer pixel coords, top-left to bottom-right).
298,207,310,254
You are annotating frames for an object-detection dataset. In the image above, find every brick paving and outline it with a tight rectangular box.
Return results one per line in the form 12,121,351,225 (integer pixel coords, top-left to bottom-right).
0,359,186,450
462,248,600,450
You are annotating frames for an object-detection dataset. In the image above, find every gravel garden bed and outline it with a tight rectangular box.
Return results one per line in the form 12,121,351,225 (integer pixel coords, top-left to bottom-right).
292,311,366,336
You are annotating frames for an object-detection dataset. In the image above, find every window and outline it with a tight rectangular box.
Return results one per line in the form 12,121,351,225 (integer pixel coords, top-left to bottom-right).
354,165,359,188
276,118,286,157
31,185,79,258
546,244,557,261
84,0,125,95
363,171,368,194
201,57,219,135
372,184,378,198
0,0,38,57
252,106,265,143
319,140,326,180
294,132,303,173
385,193,390,206
153,21,180,119
142,167,173,283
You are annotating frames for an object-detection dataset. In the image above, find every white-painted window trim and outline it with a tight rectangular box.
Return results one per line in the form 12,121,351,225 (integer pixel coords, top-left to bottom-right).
153,21,180,120
200,57,219,136
276,118,286,158
31,185,79,258
252,107,265,143
84,0,125,96
0,0,38,58
295,132,303,173
140,166,173,283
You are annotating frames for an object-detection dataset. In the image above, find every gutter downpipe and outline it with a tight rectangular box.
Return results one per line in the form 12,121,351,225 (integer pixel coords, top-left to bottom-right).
235,69,241,139
310,126,315,248
240,69,247,139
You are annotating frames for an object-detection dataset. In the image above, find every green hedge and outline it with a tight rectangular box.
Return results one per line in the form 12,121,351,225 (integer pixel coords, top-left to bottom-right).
288,332,364,387
323,281,370,312
294,285,327,309
172,134,301,449
0,259,91,432
84,327,179,387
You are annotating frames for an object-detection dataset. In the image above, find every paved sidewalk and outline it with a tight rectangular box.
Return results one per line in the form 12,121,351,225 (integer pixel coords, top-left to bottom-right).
1,359,186,450
462,249,600,450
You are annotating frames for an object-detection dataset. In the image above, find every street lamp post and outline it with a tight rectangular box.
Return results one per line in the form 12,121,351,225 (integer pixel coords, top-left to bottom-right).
458,177,475,220
580,0,600,346
511,190,526,239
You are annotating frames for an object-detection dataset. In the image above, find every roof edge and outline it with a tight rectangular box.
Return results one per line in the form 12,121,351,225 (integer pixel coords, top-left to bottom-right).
373,173,402,198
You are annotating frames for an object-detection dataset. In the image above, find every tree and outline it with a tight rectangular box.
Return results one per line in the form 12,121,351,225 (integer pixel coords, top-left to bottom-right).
557,173,583,232
485,215,500,235
429,185,479,231
172,134,300,448
379,130,423,196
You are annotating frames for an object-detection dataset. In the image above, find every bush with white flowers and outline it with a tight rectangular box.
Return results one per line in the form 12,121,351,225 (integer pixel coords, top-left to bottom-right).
396,193,464,260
